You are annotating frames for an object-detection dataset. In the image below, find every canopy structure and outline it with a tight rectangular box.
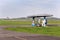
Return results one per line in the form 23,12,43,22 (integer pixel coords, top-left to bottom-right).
27,14,53,27
27,14,53,18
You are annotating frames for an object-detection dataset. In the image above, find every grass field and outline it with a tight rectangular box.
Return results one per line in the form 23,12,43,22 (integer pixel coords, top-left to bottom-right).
0,19,60,25
0,20,32,25
5,27,60,36
0,19,60,36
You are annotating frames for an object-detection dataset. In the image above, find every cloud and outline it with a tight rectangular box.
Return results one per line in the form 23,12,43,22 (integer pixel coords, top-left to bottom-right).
0,0,60,18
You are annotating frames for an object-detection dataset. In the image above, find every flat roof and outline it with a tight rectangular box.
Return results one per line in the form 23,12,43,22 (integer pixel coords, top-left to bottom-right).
27,14,53,18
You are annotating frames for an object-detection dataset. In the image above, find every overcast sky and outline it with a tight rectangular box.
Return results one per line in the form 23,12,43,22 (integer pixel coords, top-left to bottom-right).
0,0,60,18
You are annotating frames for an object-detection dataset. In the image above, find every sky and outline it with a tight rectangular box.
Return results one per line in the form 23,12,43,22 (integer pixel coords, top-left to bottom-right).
0,0,60,18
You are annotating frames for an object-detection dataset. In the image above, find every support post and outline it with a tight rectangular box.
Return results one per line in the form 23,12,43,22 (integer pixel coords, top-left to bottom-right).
32,17,35,26
44,17,47,25
44,17,47,26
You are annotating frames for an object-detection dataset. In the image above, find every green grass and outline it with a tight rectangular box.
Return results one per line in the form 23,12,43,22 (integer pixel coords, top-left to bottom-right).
48,20,60,24
1,19,60,36
0,20,31,25
0,20,60,25
5,27,60,36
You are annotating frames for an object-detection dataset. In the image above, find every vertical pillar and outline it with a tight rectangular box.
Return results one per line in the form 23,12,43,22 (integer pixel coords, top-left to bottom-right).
44,17,47,26
32,17,35,26
44,17,47,25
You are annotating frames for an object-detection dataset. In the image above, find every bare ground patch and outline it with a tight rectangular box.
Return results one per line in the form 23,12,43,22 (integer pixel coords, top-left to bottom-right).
0,26,60,40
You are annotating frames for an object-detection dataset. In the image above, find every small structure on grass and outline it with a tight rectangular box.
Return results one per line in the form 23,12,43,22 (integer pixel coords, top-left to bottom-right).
27,14,53,27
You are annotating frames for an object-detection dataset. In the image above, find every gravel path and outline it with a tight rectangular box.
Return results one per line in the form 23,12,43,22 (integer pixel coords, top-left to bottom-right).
0,26,60,40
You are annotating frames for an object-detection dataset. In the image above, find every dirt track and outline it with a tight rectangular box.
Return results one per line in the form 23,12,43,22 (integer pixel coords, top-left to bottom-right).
0,26,60,40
